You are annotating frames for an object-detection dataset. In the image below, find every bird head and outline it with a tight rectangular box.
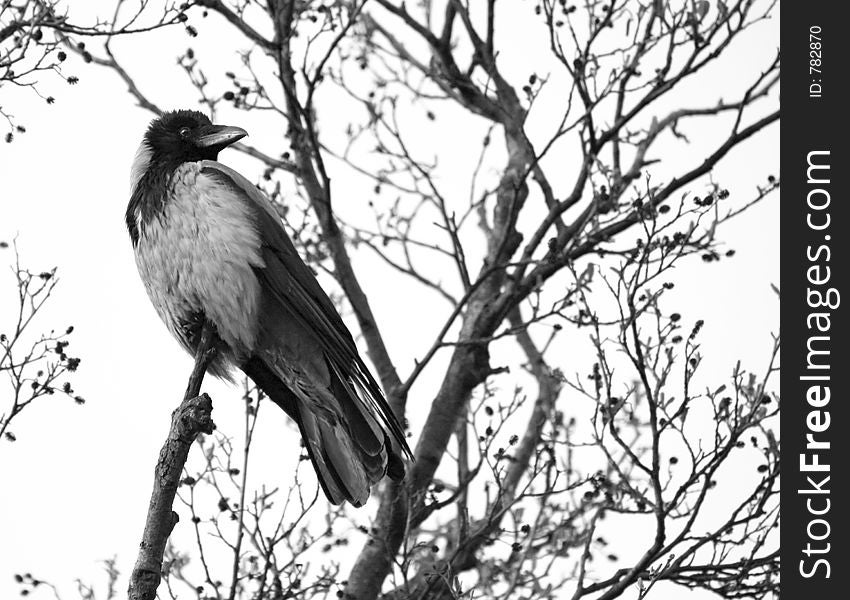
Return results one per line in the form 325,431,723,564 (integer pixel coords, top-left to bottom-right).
127,110,249,242
141,109,247,166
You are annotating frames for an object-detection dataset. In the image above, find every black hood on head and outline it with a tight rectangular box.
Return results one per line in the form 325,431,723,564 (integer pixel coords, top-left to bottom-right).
126,110,248,245
143,109,247,166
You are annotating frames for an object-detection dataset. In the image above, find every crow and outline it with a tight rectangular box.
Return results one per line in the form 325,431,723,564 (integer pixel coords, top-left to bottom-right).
126,109,410,506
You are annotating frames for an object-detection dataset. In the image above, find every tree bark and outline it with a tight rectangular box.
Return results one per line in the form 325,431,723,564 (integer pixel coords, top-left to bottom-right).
127,323,218,600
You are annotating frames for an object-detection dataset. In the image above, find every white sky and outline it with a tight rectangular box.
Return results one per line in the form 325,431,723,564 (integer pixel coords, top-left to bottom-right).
0,2,778,598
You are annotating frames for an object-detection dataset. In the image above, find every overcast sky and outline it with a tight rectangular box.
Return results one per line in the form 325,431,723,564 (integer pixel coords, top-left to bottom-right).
0,2,779,598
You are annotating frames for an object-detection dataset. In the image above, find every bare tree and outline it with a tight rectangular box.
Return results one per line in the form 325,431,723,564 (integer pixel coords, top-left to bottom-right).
6,0,780,598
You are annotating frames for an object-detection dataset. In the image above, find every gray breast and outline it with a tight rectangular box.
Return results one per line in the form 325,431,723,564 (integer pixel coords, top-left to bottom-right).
133,162,266,363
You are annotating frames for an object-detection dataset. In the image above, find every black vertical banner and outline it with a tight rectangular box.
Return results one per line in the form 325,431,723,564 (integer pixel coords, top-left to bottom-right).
781,2,848,598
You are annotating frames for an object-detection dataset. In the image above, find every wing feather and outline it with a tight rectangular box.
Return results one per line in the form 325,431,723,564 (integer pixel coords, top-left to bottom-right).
199,161,411,459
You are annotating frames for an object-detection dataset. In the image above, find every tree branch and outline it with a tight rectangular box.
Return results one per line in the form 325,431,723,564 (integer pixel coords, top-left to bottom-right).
127,322,218,600
195,0,275,50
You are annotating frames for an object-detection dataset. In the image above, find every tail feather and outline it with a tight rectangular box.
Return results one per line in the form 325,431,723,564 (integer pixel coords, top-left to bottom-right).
298,406,367,505
327,358,384,456
325,359,409,482
384,432,406,481
242,356,402,506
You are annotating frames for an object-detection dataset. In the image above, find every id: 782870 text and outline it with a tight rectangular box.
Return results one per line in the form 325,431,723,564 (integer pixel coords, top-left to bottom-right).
809,26,822,98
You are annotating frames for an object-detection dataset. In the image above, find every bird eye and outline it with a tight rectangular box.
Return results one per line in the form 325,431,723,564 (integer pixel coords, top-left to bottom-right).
178,127,191,138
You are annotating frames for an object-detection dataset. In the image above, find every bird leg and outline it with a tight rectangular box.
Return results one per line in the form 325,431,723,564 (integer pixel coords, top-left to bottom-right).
184,319,220,399
128,320,219,600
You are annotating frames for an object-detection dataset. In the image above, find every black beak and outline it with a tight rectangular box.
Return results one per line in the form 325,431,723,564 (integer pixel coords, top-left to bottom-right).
196,124,248,148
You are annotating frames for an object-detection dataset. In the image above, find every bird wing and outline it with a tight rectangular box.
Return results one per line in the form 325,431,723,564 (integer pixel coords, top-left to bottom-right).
198,160,411,459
